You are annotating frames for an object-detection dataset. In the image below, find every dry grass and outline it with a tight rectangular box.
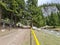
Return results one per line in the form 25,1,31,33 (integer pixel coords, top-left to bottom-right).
34,30,60,45
45,26,60,31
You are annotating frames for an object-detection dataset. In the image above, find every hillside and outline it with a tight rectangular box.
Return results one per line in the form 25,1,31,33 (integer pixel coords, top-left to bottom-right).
40,3,60,16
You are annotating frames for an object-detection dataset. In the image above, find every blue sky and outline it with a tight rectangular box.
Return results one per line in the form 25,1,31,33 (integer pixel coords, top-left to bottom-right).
38,0,60,6
25,0,60,6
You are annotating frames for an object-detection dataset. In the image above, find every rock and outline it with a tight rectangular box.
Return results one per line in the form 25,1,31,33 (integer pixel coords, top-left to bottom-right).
1,29,5,32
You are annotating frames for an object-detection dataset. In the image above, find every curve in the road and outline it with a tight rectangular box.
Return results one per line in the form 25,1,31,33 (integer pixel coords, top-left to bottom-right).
31,29,40,45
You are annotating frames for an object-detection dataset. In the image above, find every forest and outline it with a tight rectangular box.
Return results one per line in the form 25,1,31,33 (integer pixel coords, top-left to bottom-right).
0,0,60,28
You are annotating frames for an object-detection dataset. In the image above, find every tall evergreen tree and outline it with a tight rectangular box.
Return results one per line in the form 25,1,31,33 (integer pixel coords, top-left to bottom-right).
27,0,45,27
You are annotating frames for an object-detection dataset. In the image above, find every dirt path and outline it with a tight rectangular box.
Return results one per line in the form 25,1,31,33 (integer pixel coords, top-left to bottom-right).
0,29,30,45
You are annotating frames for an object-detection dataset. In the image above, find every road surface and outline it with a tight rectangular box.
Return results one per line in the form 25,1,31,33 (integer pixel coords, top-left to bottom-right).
0,29,30,45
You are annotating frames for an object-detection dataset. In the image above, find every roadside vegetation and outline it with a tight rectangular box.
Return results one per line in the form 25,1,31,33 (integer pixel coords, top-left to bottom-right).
35,30,60,45
0,0,60,28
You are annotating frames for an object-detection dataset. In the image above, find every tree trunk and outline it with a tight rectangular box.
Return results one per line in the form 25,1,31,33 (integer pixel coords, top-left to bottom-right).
9,12,13,30
0,7,2,29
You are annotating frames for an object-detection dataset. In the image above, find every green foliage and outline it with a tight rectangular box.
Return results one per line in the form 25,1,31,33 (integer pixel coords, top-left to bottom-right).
0,0,25,25
46,12,60,27
32,7,45,27
27,0,45,27
41,3,60,27
1,0,60,27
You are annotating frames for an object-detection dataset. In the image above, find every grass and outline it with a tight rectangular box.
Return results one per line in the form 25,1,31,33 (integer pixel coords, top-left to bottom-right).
53,26,60,31
45,26,60,31
34,30,60,45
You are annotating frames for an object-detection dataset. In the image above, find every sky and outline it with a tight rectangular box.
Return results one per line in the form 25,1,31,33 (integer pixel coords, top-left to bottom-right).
25,0,60,6
38,0,60,6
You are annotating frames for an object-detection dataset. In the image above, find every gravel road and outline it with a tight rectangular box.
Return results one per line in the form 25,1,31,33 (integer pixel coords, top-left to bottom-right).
0,29,30,45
